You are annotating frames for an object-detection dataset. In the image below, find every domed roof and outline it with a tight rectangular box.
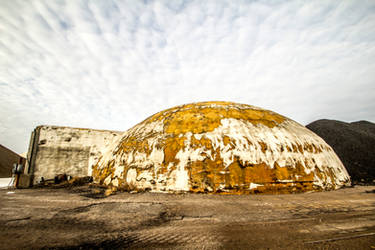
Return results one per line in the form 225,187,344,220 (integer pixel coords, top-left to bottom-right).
92,101,350,194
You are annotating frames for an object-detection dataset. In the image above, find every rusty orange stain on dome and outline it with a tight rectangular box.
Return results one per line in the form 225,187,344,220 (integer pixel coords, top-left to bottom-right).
141,101,286,135
92,101,350,194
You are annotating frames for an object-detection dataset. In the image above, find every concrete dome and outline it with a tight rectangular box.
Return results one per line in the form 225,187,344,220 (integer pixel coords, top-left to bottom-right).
92,101,350,194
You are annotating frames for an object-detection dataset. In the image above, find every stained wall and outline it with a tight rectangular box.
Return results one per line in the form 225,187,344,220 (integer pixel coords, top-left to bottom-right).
25,125,123,185
0,144,25,178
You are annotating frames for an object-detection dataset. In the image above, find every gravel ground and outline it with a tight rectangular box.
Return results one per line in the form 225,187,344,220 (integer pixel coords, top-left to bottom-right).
1,185,375,249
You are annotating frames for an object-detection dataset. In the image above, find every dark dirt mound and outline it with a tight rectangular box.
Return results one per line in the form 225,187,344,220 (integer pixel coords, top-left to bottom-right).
307,119,375,183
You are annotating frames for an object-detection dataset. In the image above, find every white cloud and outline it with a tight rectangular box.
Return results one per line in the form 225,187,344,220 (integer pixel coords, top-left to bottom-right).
0,0,375,153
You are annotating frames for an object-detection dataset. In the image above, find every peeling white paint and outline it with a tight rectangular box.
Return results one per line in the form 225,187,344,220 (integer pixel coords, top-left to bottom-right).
126,168,137,184
103,175,111,185
174,149,192,191
249,183,263,190
112,178,119,187
93,102,350,193
113,165,123,178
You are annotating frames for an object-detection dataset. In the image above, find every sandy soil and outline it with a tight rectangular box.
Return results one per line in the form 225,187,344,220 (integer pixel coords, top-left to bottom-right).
0,185,375,249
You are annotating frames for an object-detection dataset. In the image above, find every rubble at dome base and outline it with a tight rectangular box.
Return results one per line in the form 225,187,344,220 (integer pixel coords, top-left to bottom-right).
92,101,351,194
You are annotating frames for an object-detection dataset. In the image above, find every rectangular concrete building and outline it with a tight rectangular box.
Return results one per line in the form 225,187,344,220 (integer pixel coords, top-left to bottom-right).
0,144,26,178
23,125,123,186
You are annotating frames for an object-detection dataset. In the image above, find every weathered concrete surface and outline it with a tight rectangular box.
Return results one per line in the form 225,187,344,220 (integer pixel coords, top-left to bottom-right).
0,186,374,249
25,126,123,185
0,144,25,178
0,178,12,188
93,101,350,194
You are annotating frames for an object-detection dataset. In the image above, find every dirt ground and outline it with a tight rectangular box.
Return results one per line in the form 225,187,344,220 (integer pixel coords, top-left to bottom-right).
1,185,375,249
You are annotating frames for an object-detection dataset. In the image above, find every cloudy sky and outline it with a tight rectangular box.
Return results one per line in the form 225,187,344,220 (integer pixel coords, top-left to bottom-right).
1,0,375,153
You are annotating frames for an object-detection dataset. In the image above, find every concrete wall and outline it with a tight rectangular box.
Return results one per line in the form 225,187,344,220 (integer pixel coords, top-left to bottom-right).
25,125,123,185
0,144,25,177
